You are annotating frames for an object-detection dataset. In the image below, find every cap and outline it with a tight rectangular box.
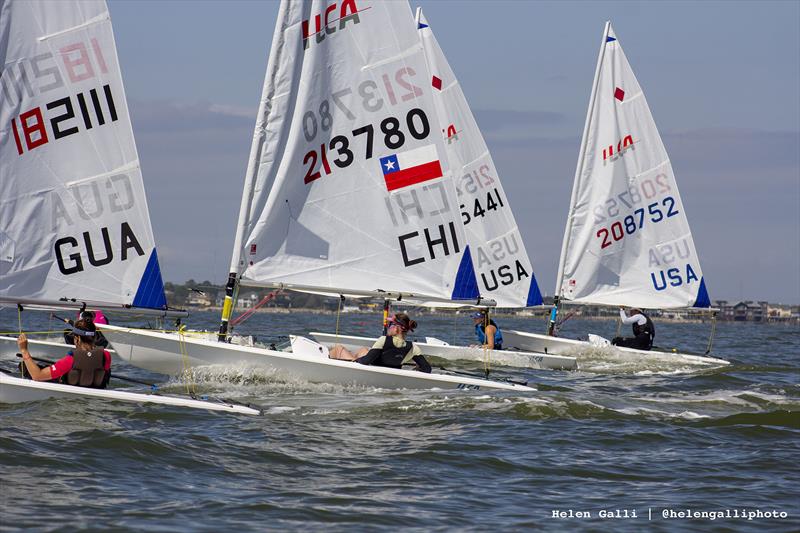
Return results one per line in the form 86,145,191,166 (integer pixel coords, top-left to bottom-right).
469,312,485,319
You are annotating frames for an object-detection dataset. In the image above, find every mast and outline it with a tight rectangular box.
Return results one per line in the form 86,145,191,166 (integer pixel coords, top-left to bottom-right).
218,1,293,341
547,21,611,336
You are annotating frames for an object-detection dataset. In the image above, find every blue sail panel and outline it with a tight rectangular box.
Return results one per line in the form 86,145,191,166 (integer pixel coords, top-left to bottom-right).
132,250,167,309
692,277,710,308
451,246,479,300
526,273,544,306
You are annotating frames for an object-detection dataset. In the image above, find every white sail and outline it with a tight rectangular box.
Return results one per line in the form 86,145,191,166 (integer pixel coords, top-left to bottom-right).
555,23,710,309
0,0,167,309
230,0,479,303
416,9,542,308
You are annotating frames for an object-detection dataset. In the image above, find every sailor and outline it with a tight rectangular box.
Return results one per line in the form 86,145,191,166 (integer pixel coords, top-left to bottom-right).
471,311,503,350
611,307,656,350
61,310,109,348
18,318,112,388
328,313,432,373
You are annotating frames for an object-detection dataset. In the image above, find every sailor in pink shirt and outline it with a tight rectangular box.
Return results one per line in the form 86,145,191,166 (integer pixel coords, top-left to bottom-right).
48,349,111,380
19,318,111,388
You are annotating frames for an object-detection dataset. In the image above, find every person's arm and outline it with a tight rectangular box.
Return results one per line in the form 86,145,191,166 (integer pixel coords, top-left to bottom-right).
17,334,54,381
484,324,496,350
356,348,381,365
357,336,386,365
411,355,431,373
619,309,639,325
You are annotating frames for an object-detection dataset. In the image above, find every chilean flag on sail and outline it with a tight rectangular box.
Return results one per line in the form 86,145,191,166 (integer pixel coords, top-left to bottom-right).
380,145,443,191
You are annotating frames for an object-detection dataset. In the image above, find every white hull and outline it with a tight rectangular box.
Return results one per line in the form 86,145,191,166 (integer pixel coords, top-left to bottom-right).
100,325,534,392
309,332,577,371
502,329,730,366
0,335,117,362
0,373,260,415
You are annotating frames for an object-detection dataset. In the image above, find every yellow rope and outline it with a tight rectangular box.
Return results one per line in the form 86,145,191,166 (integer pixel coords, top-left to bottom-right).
177,325,197,397
705,311,718,355
483,310,492,376
335,296,342,337
17,306,23,377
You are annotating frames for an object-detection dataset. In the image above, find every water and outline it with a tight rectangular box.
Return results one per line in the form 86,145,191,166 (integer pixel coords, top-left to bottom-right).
1,309,798,531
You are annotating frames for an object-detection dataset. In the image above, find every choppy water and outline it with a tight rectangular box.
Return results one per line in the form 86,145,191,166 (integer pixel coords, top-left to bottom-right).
1,308,798,531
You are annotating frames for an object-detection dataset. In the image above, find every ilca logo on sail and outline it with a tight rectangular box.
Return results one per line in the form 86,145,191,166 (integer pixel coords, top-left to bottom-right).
302,0,364,51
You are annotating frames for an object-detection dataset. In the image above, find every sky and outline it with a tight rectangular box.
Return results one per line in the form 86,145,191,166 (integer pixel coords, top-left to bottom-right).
106,0,799,304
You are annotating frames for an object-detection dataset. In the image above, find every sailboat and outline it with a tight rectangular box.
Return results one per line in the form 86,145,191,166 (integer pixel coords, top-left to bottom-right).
0,0,261,413
310,7,575,371
501,22,729,367
100,0,535,392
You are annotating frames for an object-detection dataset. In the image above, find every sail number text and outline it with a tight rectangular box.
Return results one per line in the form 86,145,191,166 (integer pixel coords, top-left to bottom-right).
304,108,430,184
10,85,119,156
596,197,679,249
460,188,505,226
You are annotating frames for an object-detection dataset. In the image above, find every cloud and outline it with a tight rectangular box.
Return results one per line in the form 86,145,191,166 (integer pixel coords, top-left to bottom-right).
129,99,255,134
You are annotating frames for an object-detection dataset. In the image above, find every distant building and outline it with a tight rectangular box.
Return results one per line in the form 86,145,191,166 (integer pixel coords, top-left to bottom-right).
187,293,212,307
732,301,767,321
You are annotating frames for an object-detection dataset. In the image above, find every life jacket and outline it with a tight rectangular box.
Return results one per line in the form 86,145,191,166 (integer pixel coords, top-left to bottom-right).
373,335,413,369
64,348,109,388
475,319,503,347
632,312,656,342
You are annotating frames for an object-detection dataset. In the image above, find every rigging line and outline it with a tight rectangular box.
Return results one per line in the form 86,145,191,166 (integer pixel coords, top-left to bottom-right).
335,295,344,337
231,290,280,327
17,305,23,377
483,309,491,378
705,311,718,355
177,325,197,397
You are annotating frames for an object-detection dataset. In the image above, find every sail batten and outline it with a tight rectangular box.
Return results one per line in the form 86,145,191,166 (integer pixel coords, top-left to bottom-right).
556,23,709,309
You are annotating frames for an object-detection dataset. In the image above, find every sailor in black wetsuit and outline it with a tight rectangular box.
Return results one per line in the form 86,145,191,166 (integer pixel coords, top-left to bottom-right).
612,308,655,350
328,313,431,372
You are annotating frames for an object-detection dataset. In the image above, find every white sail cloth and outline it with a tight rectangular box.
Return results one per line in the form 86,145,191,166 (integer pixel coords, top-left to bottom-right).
416,9,542,308
556,23,709,309
231,1,477,302
0,0,166,308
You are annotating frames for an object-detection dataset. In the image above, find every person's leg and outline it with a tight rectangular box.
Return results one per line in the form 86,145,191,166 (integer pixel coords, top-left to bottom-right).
328,344,358,360
631,333,652,350
613,336,636,348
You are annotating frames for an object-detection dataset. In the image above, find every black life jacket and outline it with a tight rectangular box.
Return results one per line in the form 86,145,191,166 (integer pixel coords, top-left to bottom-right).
65,348,108,388
373,335,413,369
632,312,656,341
